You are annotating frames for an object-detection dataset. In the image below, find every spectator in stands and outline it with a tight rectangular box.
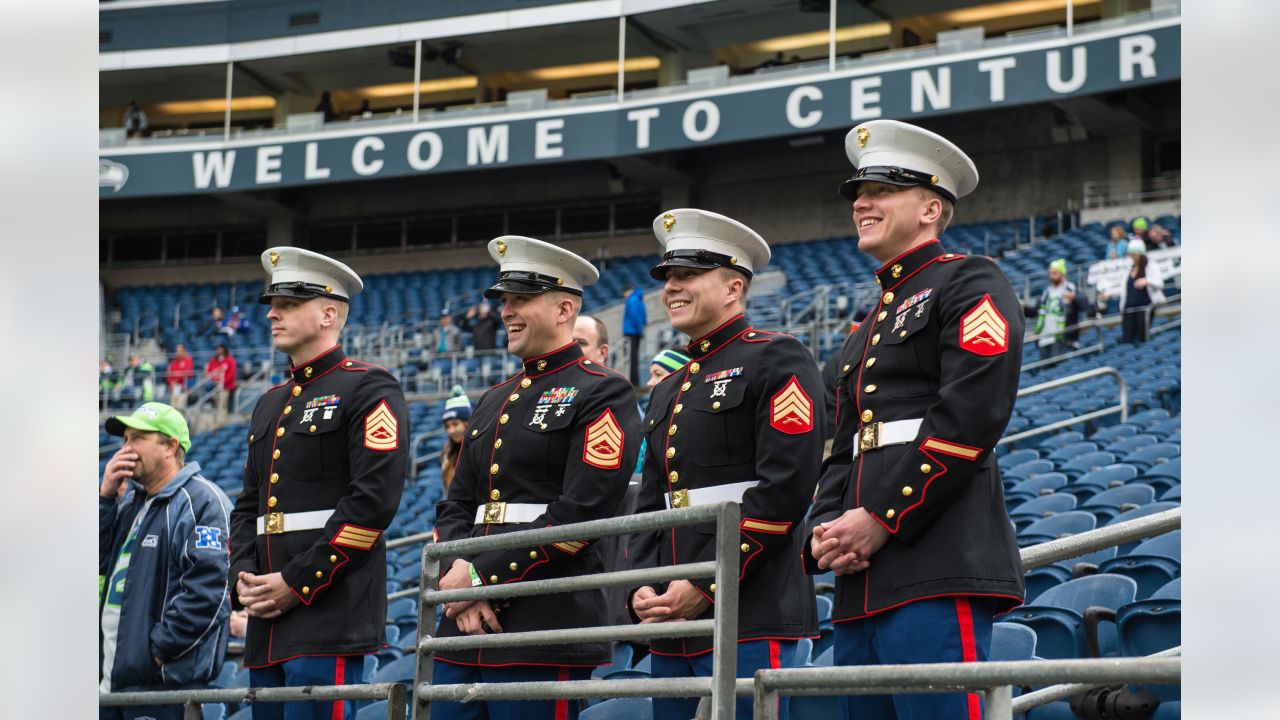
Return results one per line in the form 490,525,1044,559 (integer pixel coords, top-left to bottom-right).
223,306,248,336
434,308,462,354
166,343,194,409
623,286,646,385
357,99,372,118
1147,222,1175,249
101,358,118,409
198,307,226,337
1130,216,1151,248
1104,239,1166,344
573,314,611,366
100,403,232,720
460,302,500,351
439,386,472,493
113,354,155,408
645,348,689,391
122,100,149,139
1027,259,1090,360
1104,224,1128,260
314,91,337,122
204,344,237,412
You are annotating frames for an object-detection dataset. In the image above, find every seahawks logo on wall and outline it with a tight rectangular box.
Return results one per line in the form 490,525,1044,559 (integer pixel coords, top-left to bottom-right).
99,159,129,192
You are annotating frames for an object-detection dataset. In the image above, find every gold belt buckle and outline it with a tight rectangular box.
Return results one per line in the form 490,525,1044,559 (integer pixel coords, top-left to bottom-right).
483,501,507,524
669,489,690,509
859,423,881,453
264,512,285,534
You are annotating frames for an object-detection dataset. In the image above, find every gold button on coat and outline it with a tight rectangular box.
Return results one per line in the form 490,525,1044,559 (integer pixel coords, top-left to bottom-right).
509,563,518,571
891,264,903,278
669,471,679,483
872,334,880,346
490,576,499,584
509,393,520,402
302,586,310,594
674,404,683,414
689,362,700,374
521,378,531,388
842,364,851,373
309,425,317,433
709,583,717,593
741,543,750,553
864,384,877,393
877,311,887,321
471,429,478,437
699,340,710,352
668,425,678,436
490,464,500,475
270,473,279,484
861,409,873,423
680,381,691,392
490,489,501,501
330,555,338,563
304,366,313,377
866,358,876,368
267,496,278,507
886,509,895,519
494,439,503,449
500,414,509,424
712,401,721,410
537,360,547,371
529,551,538,559
273,449,281,460
666,447,676,459
292,386,301,396
920,464,932,474
283,406,292,415
276,427,285,437
315,570,323,578
883,291,895,304
902,486,913,497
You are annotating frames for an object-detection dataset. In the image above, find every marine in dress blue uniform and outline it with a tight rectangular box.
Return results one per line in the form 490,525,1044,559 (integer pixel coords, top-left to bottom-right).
229,248,409,720
803,120,1026,720
431,237,642,720
627,209,825,720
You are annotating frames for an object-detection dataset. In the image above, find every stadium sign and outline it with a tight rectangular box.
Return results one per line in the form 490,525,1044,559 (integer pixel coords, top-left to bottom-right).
99,18,1178,199
1087,246,1182,298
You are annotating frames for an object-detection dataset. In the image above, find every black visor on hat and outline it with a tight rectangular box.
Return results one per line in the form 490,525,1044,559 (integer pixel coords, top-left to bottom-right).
838,165,957,203
258,281,348,304
649,249,753,281
483,271,583,300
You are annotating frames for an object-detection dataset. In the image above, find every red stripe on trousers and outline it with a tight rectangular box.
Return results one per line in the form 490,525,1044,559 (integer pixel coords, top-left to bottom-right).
954,598,982,720
555,667,570,720
769,641,782,716
332,656,347,720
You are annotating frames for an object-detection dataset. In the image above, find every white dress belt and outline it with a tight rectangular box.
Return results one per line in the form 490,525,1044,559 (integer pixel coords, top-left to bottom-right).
853,418,924,458
256,509,334,535
473,502,548,525
664,480,760,510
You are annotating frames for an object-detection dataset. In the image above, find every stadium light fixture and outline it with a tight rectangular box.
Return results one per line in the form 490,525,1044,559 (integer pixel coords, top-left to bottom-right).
935,0,1101,25
742,21,891,53
523,56,660,82
357,76,479,99
150,96,276,115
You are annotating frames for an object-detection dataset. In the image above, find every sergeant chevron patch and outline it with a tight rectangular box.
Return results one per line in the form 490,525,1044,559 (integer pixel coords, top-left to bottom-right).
959,294,1009,356
583,409,623,469
769,376,813,434
364,400,399,451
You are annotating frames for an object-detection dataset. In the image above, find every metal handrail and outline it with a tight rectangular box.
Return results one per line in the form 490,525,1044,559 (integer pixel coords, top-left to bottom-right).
413,502,742,719
1012,646,1181,712
1020,507,1179,570
753,658,1181,720
101,683,408,720
999,366,1128,445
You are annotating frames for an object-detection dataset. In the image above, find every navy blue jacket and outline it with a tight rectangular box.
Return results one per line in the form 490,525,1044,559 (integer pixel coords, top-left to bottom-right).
623,289,647,337
99,463,233,689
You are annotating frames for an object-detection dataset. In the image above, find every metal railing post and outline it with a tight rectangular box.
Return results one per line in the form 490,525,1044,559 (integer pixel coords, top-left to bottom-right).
986,685,1014,720
413,548,441,720
754,675,781,720
710,501,741,720
183,701,201,720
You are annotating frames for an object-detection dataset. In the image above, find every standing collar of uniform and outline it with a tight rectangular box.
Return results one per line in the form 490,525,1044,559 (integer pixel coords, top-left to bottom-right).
686,314,750,359
874,240,951,291
522,341,584,378
130,461,204,501
290,345,346,385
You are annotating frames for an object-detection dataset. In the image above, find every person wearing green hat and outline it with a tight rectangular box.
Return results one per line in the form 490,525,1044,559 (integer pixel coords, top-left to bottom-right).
646,347,690,391
100,403,233,719
439,385,472,492
1027,259,1090,361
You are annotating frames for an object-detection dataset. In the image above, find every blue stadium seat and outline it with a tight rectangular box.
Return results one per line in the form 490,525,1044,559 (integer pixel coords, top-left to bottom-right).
1058,451,1117,480
1009,494,1078,531
998,448,1040,470
1099,531,1181,599
1117,579,1181,702
1065,463,1139,502
1140,457,1181,495
1123,443,1180,471
1036,431,1084,451
1046,441,1100,463
1081,483,1157,524
1009,574,1138,659
1159,484,1181,502
1005,473,1068,508
1089,424,1140,444
371,655,416,684
1105,502,1181,554
991,622,1038,661
355,700,392,719
203,704,226,720
1104,434,1158,455
1019,511,1097,547
1005,459,1055,481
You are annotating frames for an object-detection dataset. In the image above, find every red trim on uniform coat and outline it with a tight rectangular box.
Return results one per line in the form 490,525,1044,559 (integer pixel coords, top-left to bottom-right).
331,656,347,720
875,239,941,277
432,657,601,669
523,342,583,377
648,634,818,658
955,598,983,720
244,650,373,670
831,591,1024,625
555,667,571,720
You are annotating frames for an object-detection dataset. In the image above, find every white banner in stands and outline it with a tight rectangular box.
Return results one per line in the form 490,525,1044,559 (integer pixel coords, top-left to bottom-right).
1086,246,1181,297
